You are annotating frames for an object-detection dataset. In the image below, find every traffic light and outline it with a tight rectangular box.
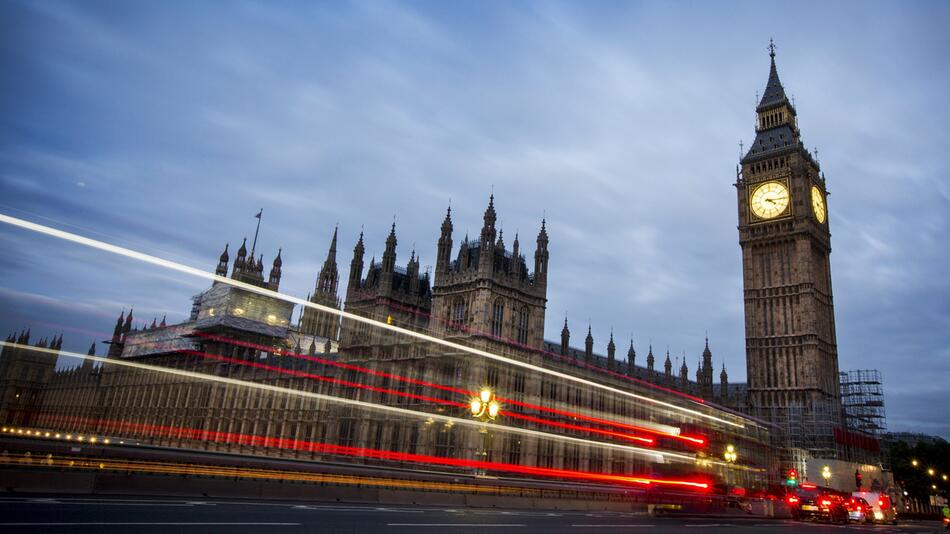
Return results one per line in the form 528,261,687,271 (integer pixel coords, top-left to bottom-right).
787,468,798,486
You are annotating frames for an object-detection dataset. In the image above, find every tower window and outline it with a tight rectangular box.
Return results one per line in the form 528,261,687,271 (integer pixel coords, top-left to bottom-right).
517,306,529,344
451,298,467,330
491,299,504,337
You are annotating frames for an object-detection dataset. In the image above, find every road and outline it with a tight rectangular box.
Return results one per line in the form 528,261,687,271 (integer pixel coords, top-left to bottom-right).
0,496,944,533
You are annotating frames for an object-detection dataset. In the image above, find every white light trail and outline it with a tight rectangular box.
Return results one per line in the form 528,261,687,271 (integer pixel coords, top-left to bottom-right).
0,213,747,429
0,341,704,464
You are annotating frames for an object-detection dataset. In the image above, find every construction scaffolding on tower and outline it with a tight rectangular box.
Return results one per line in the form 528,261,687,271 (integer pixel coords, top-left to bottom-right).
839,369,887,437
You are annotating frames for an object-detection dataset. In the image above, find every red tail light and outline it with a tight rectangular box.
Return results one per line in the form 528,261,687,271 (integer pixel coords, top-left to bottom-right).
786,495,799,505
820,499,831,507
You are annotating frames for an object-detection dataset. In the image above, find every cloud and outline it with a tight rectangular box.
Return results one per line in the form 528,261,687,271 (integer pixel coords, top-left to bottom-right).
1,0,949,438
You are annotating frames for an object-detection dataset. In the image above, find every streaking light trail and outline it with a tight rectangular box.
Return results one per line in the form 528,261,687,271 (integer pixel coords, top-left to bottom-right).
1,341,709,464
193,333,670,446
31,414,710,490
182,348,656,446
0,213,746,429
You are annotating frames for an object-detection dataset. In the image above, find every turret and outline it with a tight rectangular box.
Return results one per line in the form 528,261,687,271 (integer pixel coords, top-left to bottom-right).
560,317,570,356
406,250,420,293
720,363,729,402
123,308,134,335
317,227,340,296
584,324,593,364
349,231,365,289
664,350,672,382
647,345,655,372
701,336,714,398
268,249,282,290
627,340,636,377
534,218,549,286
232,238,248,277
606,331,616,370
112,310,125,343
457,234,470,270
478,195,497,274
435,206,453,283
511,233,521,276
215,243,229,276
81,342,96,371
381,222,397,292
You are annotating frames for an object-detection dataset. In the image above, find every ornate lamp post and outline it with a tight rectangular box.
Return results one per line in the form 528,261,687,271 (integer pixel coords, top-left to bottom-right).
470,387,500,475
822,465,832,486
723,444,738,485
724,444,738,464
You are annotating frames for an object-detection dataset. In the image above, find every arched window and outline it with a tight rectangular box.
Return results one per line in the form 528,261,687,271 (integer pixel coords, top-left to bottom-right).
451,298,466,330
517,306,529,344
491,299,504,337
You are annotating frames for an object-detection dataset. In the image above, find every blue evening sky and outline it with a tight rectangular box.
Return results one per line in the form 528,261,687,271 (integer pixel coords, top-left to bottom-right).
1,1,948,438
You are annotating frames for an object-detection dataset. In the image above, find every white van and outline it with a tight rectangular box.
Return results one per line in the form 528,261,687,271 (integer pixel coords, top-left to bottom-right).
852,491,898,524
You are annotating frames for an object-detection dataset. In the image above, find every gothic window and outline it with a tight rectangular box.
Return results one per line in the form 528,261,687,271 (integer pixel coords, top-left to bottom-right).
434,424,456,458
486,366,498,388
537,440,555,468
516,306,529,344
512,372,525,398
491,299,504,337
505,436,522,464
451,298,467,330
565,445,580,471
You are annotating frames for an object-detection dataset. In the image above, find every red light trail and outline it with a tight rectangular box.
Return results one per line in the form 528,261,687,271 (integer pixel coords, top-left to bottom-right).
182,346,657,446
39,414,710,491
193,332,702,447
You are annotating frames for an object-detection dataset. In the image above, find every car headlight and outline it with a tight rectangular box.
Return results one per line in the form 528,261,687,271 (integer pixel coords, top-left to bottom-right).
873,511,883,520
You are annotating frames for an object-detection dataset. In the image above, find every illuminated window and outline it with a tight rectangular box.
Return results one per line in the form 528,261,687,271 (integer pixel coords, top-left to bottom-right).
491,299,504,337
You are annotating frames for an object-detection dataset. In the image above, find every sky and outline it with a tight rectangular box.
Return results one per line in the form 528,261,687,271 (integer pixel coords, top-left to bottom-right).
1,1,948,438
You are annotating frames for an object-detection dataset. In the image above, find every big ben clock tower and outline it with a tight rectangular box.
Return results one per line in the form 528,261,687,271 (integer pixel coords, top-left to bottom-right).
737,42,842,455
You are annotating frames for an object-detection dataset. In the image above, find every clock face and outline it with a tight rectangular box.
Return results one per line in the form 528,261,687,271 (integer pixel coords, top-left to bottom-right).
749,181,790,220
811,186,826,223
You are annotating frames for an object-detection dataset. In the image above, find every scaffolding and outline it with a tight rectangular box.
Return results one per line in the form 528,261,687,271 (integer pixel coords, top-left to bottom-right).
753,400,842,480
839,369,887,437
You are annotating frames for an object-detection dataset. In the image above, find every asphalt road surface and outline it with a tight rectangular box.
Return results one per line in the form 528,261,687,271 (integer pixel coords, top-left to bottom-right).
0,496,944,533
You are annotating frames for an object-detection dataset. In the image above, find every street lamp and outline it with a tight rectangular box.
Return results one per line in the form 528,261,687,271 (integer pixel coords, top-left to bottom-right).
470,387,501,474
911,459,919,467
822,465,832,485
927,468,935,476
723,444,738,463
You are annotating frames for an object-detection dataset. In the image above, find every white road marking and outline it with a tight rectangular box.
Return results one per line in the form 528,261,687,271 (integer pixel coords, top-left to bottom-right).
571,523,656,528
388,524,525,527
684,525,736,528
0,523,301,526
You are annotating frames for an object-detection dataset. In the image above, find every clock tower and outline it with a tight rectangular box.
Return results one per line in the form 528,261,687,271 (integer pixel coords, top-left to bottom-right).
736,42,842,456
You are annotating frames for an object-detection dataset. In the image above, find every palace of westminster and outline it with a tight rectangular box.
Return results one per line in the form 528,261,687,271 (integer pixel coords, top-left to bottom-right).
1,46,884,483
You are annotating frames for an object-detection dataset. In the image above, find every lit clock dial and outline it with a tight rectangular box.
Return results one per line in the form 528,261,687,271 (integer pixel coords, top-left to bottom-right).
811,185,826,223
749,181,790,219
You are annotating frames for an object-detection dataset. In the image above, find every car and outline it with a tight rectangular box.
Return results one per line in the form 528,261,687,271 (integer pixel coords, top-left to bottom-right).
852,491,898,525
789,486,849,524
846,496,872,524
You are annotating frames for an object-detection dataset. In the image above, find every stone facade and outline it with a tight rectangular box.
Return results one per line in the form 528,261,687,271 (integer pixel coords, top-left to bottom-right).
736,45,844,458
